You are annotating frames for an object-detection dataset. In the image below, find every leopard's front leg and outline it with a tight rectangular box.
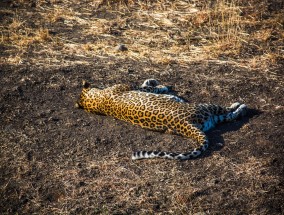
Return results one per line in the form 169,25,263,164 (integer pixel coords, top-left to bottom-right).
139,79,185,103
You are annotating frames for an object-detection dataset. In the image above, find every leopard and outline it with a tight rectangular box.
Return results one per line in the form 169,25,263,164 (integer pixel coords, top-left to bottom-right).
76,79,247,160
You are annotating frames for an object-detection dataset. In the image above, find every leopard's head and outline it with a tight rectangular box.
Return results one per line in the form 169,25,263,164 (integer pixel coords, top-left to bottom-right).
75,81,103,113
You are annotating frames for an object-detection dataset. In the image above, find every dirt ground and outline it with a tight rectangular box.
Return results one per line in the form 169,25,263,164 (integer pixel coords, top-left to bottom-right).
1,0,284,214
1,61,283,214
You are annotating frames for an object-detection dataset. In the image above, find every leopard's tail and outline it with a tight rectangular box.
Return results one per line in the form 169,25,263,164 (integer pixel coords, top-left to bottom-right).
132,139,209,160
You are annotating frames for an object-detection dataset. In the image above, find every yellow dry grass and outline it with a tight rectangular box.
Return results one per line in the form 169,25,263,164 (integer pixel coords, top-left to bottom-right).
0,0,283,68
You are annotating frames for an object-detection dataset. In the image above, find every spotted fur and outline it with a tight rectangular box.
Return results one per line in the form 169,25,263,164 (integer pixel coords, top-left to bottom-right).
76,79,247,160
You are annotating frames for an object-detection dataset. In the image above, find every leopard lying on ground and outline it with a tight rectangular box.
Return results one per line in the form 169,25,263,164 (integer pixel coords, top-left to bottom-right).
76,79,247,160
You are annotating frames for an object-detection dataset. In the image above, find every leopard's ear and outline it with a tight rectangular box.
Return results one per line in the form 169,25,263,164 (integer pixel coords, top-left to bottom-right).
82,80,90,88
75,102,80,108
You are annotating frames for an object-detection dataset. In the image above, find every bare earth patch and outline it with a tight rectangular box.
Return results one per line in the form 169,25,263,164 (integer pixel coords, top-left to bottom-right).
0,0,283,214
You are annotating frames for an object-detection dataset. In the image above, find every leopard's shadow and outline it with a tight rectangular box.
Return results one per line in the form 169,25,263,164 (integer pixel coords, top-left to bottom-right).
190,108,261,160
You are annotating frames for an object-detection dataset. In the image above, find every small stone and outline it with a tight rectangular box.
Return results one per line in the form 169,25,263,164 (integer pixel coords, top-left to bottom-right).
127,68,134,74
79,181,86,186
115,44,128,52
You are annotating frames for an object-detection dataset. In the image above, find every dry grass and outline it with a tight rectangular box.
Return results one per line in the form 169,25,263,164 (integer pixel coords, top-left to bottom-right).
0,0,283,69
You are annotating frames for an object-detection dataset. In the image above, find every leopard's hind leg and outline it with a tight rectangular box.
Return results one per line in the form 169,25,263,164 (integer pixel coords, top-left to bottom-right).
213,102,247,122
225,103,247,122
229,102,241,111
195,103,247,132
